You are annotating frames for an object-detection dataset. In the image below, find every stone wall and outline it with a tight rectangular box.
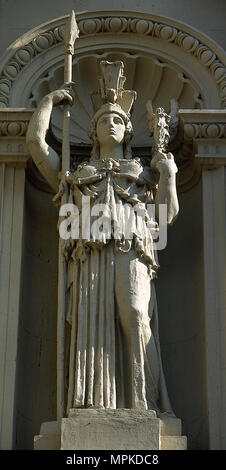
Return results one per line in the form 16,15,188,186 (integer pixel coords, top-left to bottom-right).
0,0,225,56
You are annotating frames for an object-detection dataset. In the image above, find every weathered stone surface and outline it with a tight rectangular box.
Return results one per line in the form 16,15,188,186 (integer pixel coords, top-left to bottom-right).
34,411,187,450
34,421,61,450
61,409,160,450
159,415,182,436
160,436,187,450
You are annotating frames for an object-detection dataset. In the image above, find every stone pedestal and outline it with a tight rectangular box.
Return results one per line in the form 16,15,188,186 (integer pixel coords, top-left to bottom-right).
34,421,61,450
62,409,159,450
34,409,187,450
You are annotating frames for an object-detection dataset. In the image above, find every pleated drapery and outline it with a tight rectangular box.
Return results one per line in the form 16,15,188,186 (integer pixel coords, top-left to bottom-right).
67,246,116,413
66,243,174,416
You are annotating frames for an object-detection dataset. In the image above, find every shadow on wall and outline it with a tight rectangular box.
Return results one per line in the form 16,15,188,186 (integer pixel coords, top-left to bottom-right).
15,179,58,450
156,180,209,450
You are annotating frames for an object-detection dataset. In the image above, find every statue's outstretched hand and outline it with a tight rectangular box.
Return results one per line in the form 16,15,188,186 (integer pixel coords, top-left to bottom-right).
46,84,74,107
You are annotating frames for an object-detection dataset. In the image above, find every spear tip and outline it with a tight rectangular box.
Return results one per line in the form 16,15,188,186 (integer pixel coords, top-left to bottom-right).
69,10,80,39
62,10,79,53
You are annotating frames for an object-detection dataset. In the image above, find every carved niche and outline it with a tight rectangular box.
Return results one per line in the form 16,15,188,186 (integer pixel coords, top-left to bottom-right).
0,11,225,192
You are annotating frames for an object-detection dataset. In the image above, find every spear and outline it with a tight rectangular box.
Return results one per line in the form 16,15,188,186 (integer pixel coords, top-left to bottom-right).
61,11,79,174
57,11,79,421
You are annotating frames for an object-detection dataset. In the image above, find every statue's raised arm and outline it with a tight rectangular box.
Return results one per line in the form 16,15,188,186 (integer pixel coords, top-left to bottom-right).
147,102,179,225
26,87,73,193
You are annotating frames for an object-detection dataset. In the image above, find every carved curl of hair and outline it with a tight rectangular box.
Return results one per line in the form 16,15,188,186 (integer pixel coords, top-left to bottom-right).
89,110,133,160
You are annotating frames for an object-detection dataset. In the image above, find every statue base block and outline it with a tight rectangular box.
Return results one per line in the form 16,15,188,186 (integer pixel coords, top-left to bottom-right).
62,409,159,450
34,409,187,450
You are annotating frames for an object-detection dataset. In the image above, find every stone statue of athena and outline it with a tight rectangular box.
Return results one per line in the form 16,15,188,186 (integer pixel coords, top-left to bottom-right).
26,59,179,417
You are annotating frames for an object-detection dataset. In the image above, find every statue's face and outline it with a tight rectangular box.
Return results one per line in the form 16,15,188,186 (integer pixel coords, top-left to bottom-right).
96,112,126,146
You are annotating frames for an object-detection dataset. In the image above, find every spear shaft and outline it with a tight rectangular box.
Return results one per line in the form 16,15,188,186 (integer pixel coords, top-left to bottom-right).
57,11,79,421
62,10,79,173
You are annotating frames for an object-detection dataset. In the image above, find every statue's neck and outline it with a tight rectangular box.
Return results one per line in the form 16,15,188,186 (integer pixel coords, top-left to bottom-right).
99,144,124,160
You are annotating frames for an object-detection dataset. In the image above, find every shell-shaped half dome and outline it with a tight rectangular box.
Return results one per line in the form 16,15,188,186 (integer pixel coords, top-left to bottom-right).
27,51,202,148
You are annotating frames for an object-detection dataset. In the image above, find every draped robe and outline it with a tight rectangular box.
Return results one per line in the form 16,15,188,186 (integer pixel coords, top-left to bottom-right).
60,157,174,416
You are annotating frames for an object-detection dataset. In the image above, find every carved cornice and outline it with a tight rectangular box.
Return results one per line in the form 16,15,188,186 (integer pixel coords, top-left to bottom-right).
0,109,33,167
194,152,226,167
179,110,226,168
0,120,29,137
184,123,226,140
0,153,29,167
0,109,33,135
180,110,226,140
0,12,225,108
